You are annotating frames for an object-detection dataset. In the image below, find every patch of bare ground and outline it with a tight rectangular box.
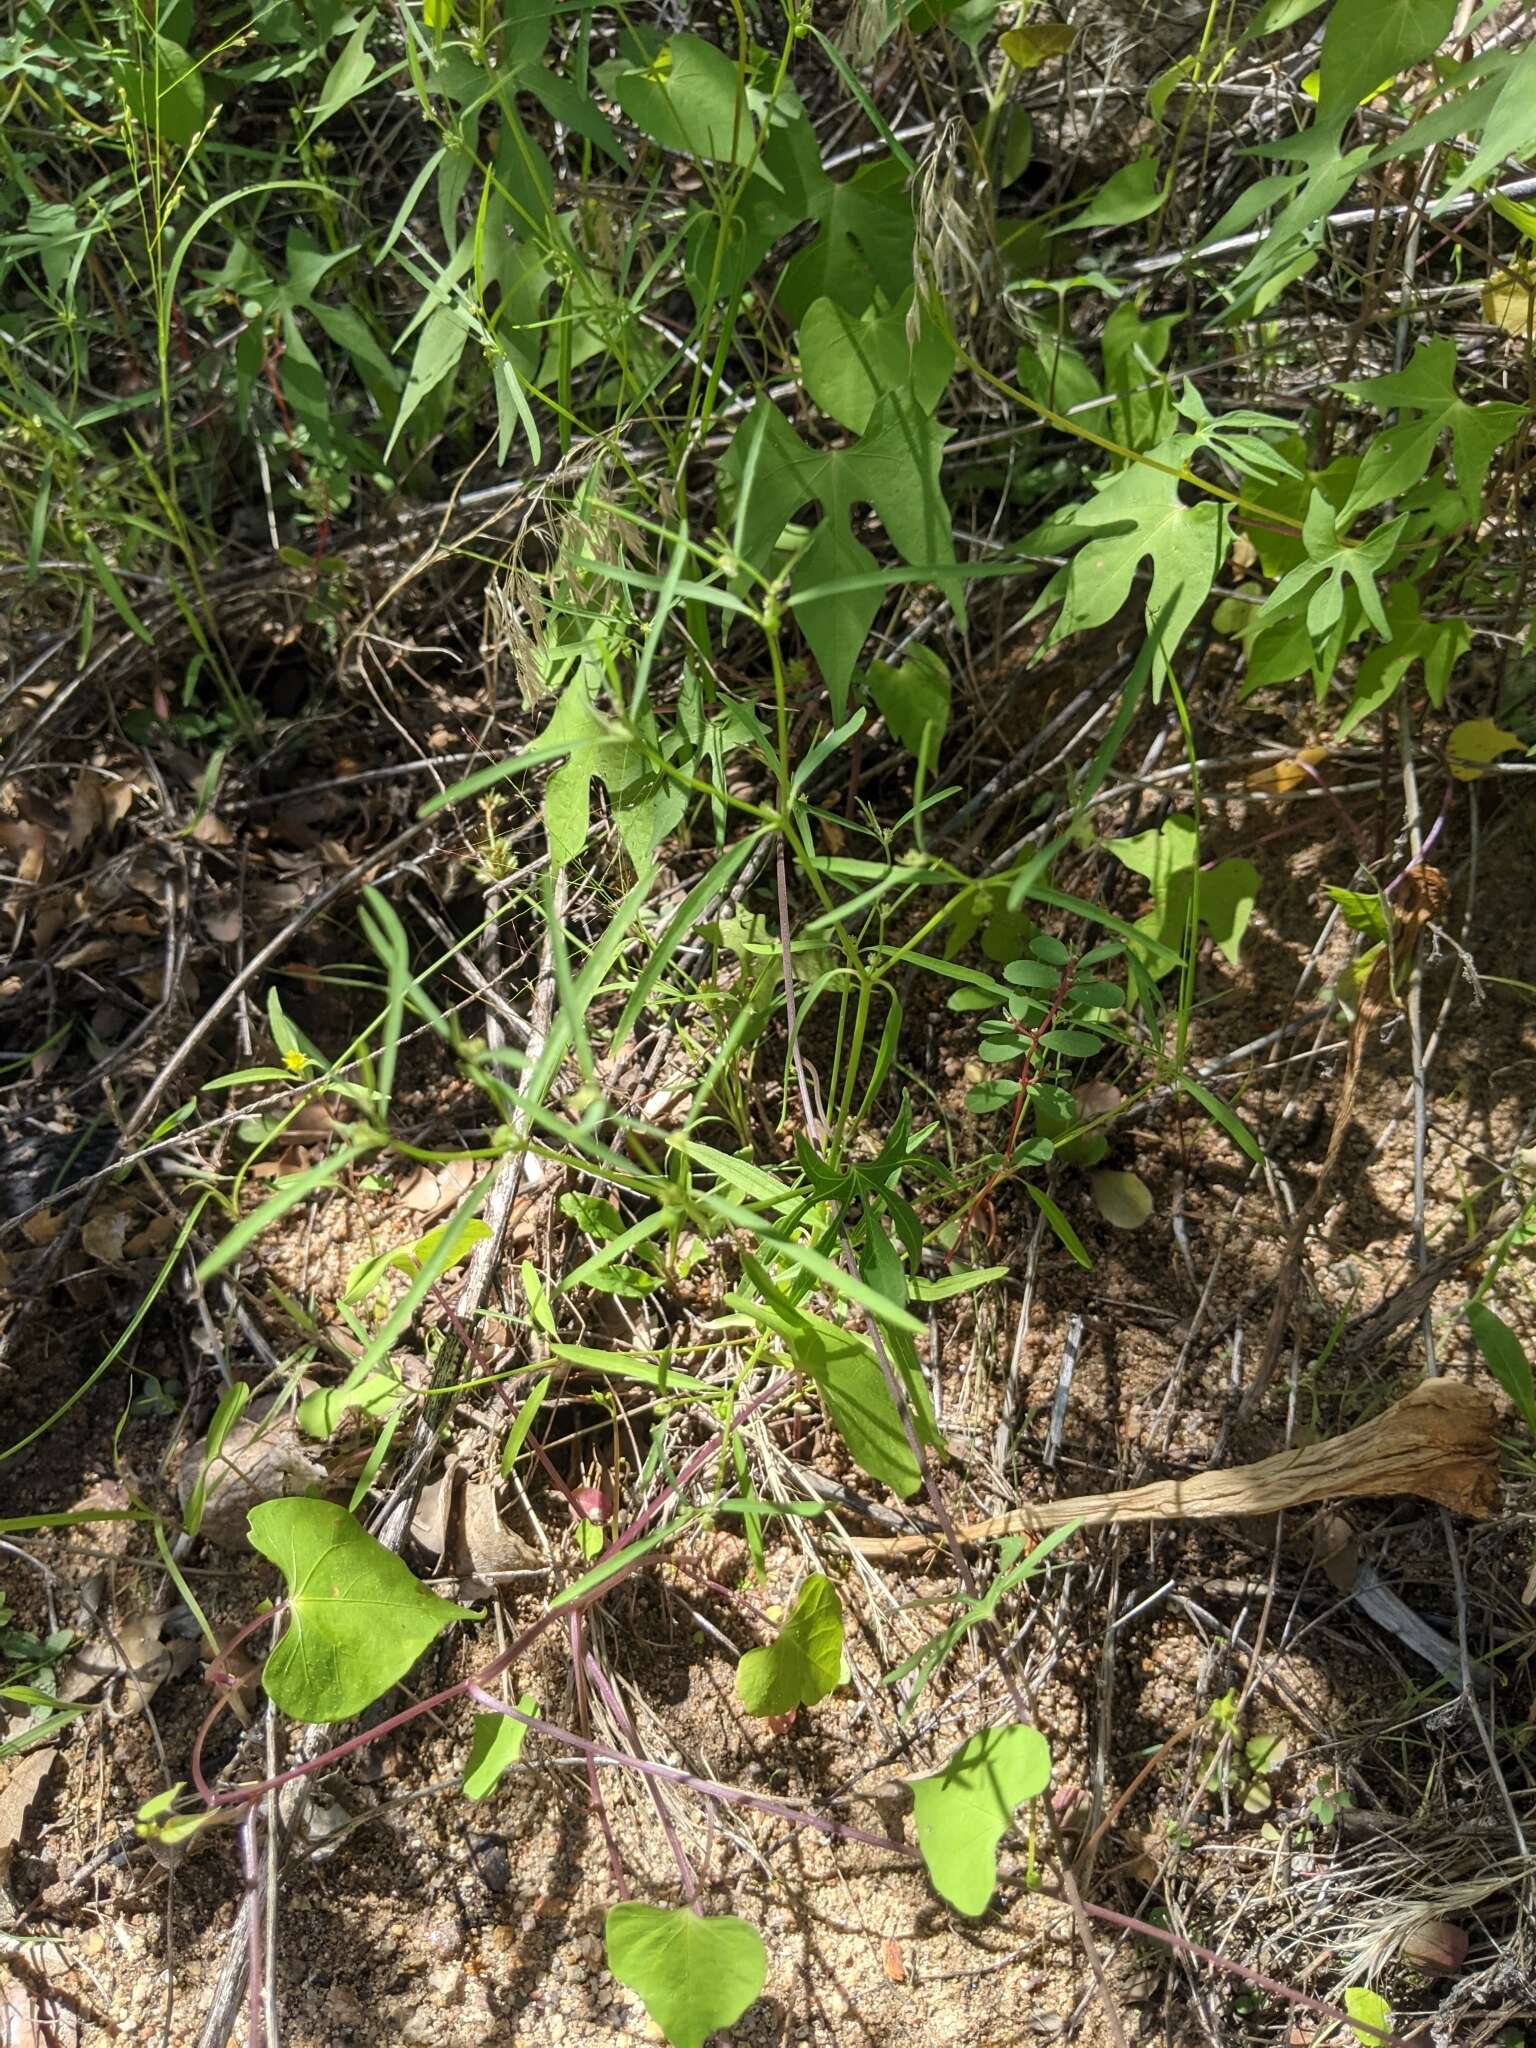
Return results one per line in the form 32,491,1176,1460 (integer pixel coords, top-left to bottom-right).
4,626,1535,2048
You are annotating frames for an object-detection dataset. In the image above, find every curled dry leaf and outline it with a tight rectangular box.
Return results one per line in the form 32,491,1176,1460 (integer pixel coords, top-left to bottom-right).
79,1205,132,1267
56,1610,197,1715
0,1749,58,1912
1244,746,1329,795
178,1405,331,1550
410,1460,541,1599
856,1380,1500,1558
398,1155,478,1217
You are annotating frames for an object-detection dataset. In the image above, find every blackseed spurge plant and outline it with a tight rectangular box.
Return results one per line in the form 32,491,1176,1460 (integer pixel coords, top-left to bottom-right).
4,0,1536,2044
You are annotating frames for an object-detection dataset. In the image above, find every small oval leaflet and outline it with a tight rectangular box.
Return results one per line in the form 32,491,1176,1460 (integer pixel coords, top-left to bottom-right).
604,1903,766,2048
248,1498,480,1724
736,1573,846,1717
912,1722,1052,1916
1089,1168,1154,1231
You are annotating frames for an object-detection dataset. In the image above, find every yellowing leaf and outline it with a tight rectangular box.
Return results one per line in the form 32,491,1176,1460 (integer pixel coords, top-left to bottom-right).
1448,717,1523,781
1000,24,1076,69
1482,267,1536,336
1245,746,1328,794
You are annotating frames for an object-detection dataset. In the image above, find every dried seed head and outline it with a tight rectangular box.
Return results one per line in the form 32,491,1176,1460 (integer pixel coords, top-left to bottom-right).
912,122,989,325
837,0,893,68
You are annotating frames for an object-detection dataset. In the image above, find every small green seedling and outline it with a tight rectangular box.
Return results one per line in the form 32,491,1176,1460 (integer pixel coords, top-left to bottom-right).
737,1574,846,1717
911,1722,1052,1915
1198,1692,1289,1814
604,1903,767,2048
342,1217,492,1309
248,1499,479,1723
136,1783,240,1851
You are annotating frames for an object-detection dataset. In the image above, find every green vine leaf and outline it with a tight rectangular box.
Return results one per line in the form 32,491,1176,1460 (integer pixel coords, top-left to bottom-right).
725,392,960,715
737,1574,846,1716
1089,1169,1154,1231
912,1723,1052,1915
1434,34,1536,206
786,1308,926,1499
1056,148,1163,233
1466,1301,1536,1436
1106,815,1258,975
604,1905,767,2048
248,1499,479,1724
541,664,683,873
598,33,758,167
1315,0,1455,133
1255,491,1405,650
1038,440,1231,694
866,646,951,774
799,292,954,435
1343,1984,1393,2046
462,1694,537,1800
1336,582,1469,734
776,155,915,324
1337,339,1524,524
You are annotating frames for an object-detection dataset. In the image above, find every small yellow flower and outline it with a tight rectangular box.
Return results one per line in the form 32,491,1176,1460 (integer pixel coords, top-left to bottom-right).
282,1047,307,1074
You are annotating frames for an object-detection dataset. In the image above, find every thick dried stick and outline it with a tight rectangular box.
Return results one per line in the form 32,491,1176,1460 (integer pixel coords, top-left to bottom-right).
852,1379,1499,1560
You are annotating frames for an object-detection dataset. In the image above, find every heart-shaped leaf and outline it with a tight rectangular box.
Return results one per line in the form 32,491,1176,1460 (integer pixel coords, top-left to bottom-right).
737,1575,845,1717
604,1904,766,2048
912,1723,1052,1915
248,1498,479,1724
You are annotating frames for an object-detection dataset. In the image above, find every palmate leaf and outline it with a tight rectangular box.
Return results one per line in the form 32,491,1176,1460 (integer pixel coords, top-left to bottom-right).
1039,439,1231,692
725,392,960,715
1336,581,1469,735
1336,339,1524,524
1256,491,1405,664
541,662,686,874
